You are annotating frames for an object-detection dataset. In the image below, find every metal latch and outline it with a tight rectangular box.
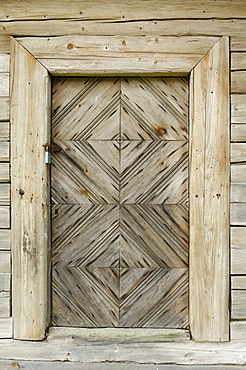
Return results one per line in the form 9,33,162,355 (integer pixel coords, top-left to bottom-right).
44,144,62,164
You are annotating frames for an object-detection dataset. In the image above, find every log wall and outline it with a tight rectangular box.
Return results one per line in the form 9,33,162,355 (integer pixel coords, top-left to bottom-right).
0,0,246,341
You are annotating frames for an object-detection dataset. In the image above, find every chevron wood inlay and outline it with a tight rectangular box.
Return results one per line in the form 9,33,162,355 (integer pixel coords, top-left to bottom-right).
51,76,189,328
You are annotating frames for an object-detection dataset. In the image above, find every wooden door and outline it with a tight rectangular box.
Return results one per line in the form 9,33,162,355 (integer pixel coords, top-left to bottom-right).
51,77,189,328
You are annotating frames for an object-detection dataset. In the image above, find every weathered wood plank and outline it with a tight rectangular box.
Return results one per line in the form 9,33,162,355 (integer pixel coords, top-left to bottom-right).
231,290,246,319
0,55,9,73
231,124,246,142
232,276,246,290
0,142,9,162
231,203,246,226
231,164,246,183
0,73,9,97
1,1,246,20
11,38,51,340
231,37,246,52
231,143,246,164
231,71,246,94
18,36,219,58
0,164,9,182
0,122,9,140
231,227,246,274
0,97,9,121
0,251,10,273
1,19,246,37
0,273,10,292
189,37,230,342
0,184,10,205
231,321,246,342
0,36,10,54
41,55,200,76
0,318,12,338
231,183,246,202
0,206,10,228
231,95,246,124
231,53,246,70
0,230,10,250
0,293,10,317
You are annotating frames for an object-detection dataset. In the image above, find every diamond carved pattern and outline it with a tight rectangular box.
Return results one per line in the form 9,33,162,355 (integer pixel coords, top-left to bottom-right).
52,77,189,328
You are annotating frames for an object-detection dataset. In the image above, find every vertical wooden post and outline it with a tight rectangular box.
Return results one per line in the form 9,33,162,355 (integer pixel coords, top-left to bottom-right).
10,38,51,340
189,37,230,341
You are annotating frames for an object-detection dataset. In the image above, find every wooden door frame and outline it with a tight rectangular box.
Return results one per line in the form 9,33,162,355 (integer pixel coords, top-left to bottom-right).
10,35,230,342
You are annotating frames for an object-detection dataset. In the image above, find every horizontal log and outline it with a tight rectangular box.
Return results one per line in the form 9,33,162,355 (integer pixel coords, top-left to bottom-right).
40,55,200,76
231,164,246,183
0,295,10,318
232,276,246,290
0,19,246,38
231,125,246,142
18,36,219,58
231,37,246,52
0,206,10,228
231,227,246,274
231,321,246,342
0,164,9,182
0,230,10,250
0,273,10,292
231,203,246,226
1,1,246,20
231,183,246,202
231,71,246,94
0,184,10,205
231,53,246,70
231,143,246,164
231,290,246,319
0,73,9,97
231,95,246,124
0,97,9,121
0,251,10,273
0,318,12,338
0,122,9,140
0,55,9,73
0,142,9,162
0,36,10,54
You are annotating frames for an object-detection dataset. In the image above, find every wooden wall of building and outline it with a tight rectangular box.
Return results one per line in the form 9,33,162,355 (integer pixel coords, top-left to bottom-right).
0,0,246,340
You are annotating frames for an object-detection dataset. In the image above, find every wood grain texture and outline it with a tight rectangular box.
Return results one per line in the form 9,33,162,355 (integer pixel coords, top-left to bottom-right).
231,165,246,183
231,37,246,52
189,37,230,342
231,203,246,225
0,73,9,96
0,230,10,250
1,1,246,20
231,290,246,319
0,251,10,273
231,321,246,342
231,276,246,290
0,184,10,205
231,143,246,164
1,19,246,38
231,125,246,142
0,122,9,140
231,71,246,94
231,53,246,70
0,142,9,162
0,36,10,54
18,36,219,58
231,183,246,202
231,227,246,274
0,55,10,73
41,55,201,76
11,38,51,340
0,206,10,228
0,164,9,182
0,273,10,292
0,97,9,121
231,95,246,124
0,318,12,338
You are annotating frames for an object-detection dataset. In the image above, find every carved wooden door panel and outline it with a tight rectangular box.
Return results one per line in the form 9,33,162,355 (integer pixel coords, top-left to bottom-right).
51,77,189,328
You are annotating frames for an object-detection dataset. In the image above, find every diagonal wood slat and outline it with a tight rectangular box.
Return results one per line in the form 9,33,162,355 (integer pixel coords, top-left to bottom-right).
51,76,189,328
